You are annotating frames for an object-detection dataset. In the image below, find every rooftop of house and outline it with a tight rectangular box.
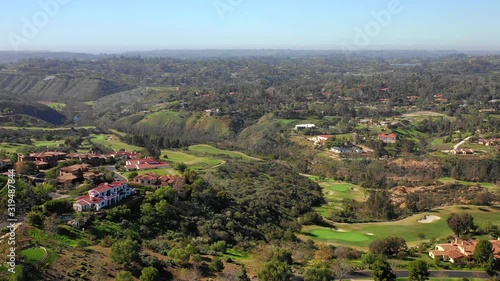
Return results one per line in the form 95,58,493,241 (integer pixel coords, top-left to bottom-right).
60,164,90,173
91,180,128,194
378,133,397,138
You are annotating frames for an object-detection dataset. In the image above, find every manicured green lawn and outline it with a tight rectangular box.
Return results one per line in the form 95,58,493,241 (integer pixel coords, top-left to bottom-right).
0,142,26,153
188,144,259,161
161,149,224,170
301,205,500,250
123,167,178,179
331,183,351,192
20,247,46,264
91,134,143,152
303,175,365,217
33,140,63,147
307,229,372,243
438,177,498,189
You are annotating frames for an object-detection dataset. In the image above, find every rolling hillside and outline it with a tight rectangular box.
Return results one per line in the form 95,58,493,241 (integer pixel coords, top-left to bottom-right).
0,73,127,101
0,92,66,125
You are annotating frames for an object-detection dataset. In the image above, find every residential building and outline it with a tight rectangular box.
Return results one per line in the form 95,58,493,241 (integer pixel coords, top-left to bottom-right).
58,164,101,185
429,239,500,263
132,173,178,187
330,147,363,154
307,135,333,145
67,153,108,166
18,151,67,169
125,158,170,171
451,148,475,155
294,124,316,130
73,181,134,211
478,138,500,146
378,133,397,144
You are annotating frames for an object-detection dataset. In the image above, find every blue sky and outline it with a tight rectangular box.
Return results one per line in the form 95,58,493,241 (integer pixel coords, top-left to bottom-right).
1,0,499,53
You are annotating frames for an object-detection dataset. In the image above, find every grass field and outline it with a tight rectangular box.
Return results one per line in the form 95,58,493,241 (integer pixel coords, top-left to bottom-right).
304,175,365,217
300,205,500,250
162,149,224,170
20,247,46,264
123,167,178,179
188,144,259,161
39,101,66,111
438,177,498,189
90,134,143,152
0,142,25,153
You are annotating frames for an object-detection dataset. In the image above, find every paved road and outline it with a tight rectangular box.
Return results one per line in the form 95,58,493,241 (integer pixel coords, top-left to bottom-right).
104,166,127,181
454,136,472,150
344,270,490,279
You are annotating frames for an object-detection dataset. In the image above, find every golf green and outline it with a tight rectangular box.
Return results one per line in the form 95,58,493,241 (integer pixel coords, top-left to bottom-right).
331,184,351,192
308,229,371,242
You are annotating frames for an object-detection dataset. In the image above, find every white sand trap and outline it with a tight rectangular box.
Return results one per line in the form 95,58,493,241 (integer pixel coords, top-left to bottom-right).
418,215,441,223
336,228,347,232
365,233,374,236
327,191,334,195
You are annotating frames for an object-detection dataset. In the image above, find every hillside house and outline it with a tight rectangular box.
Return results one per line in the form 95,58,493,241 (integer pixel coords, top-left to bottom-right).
294,124,316,130
67,153,108,166
429,239,500,263
451,148,475,155
125,158,170,171
378,133,397,144
478,138,500,146
308,135,333,145
73,181,134,211
330,146,363,154
109,151,139,160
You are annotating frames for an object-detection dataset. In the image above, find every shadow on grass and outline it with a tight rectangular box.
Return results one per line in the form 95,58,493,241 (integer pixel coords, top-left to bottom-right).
302,232,318,238
478,207,491,212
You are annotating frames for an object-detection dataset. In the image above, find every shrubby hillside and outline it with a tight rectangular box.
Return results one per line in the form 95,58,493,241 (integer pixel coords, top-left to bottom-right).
0,73,127,101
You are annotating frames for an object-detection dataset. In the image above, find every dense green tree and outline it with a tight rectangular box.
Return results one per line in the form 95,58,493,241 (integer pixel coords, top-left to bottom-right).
258,259,293,281
407,260,429,281
140,267,159,281
303,261,335,281
447,213,476,237
110,239,140,266
371,256,396,281
485,255,498,277
115,271,134,281
474,240,493,263
369,237,408,257
209,257,224,272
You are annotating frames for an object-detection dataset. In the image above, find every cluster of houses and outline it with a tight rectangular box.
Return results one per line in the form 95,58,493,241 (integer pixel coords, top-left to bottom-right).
478,138,500,146
429,239,500,263
17,150,169,172
58,163,101,185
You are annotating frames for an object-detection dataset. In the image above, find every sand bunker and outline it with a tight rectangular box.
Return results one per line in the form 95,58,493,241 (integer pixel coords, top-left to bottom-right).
336,228,347,232
365,233,374,236
418,215,441,223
